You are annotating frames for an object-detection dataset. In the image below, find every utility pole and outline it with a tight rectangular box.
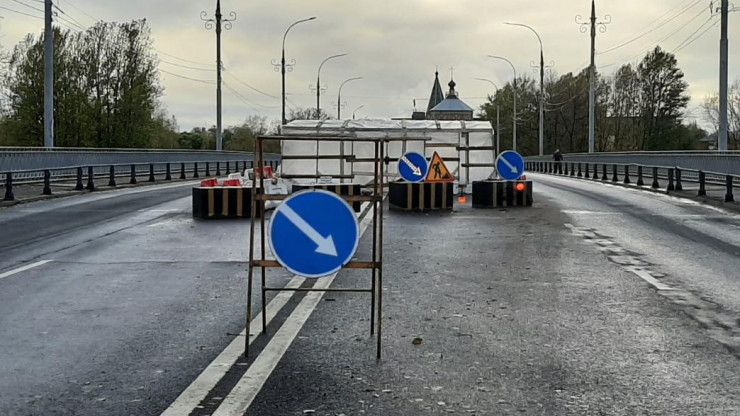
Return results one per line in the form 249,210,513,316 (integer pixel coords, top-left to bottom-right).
44,0,54,148
719,0,729,151
201,0,235,151
577,1,610,153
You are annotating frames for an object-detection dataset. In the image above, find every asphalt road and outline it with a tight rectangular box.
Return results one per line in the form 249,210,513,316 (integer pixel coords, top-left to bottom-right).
2,175,740,415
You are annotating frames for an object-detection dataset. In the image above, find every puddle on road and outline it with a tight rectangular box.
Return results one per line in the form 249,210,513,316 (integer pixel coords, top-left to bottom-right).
565,223,740,356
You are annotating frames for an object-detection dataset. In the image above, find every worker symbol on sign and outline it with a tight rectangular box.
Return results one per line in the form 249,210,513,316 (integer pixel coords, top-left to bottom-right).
425,152,455,183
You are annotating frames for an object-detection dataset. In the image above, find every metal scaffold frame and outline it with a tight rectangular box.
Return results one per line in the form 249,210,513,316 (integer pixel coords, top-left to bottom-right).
246,134,386,359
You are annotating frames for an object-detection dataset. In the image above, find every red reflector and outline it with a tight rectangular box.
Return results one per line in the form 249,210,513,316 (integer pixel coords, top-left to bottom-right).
515,183,526,192
200,178,219,187
458,195,467,204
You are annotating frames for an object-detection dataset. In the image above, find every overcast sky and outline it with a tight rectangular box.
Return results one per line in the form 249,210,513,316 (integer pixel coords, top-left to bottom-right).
0,0,737,131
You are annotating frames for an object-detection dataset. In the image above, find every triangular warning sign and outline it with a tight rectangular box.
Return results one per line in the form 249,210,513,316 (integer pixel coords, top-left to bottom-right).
425,152,455,183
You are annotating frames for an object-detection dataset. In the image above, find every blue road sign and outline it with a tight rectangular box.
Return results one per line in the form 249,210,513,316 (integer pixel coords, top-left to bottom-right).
269,190,359,278
496,150,525,181
398,152,428,183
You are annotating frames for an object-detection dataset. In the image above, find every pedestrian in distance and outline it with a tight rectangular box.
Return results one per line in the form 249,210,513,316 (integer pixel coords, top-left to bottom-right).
553,149,563,174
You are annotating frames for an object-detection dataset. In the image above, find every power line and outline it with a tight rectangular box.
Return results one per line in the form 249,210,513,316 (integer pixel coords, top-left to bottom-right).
673,18,720,53
0,4,42,19
159,69,215,84
598,0,704,55
60,0,99,23
223,70,279,99
160,59,215,72
155,49,211,68
10,0,43,13
223,81,278,109
599,12,716,69
53,3,86,30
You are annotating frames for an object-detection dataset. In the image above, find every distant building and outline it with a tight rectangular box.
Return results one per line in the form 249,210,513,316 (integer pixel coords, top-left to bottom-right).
417,71,475,121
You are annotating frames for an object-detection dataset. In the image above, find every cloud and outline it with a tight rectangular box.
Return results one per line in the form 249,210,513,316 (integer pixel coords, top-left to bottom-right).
0,0,737,131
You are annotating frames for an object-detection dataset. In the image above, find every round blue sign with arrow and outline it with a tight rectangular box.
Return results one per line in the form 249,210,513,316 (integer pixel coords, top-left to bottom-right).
398,152,428,183
269,190,359,278
496,150,525,181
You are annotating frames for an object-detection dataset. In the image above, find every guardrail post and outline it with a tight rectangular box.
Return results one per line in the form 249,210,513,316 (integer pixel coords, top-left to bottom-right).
602,164,608,181
87,166,95,191
637,166,644,186
652,167,660,189
248,160,254,169
667,168,675,192
592,164,599,180
76,167,84,190
243,161,248,173
611,164,618,182
675,167,683,191
4,172,14,201
42,170,52,195
697,171,706,196
226,161,231,175
148,164,155,182
584,163,590,179
165,163,172,181
130,165,137,184
108,165,116,187
216,161,221,176
726,176,735,202
577,163,583,177
569,163,576,177
205,162,211,176
563,162,568,175
623,165,631,184
558,161,563,175
180,163,186,180
193,162,200,178
547,162,552,174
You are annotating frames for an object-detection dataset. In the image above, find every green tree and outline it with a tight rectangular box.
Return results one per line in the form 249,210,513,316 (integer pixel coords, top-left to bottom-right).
637,46,690,150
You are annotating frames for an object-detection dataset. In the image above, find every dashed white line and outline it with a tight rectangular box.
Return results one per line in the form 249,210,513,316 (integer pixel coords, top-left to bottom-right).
0,260,52,280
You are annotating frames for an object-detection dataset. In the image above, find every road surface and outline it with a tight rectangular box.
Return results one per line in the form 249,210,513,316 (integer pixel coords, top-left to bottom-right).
1,175,740,415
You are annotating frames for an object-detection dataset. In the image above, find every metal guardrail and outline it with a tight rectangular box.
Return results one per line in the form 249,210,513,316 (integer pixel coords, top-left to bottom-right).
526,151,740,176
525,160,737,203
2,158,282,202
0,147,277,173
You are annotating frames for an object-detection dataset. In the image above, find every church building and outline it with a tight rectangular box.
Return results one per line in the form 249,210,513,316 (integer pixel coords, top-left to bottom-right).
414,71,474,121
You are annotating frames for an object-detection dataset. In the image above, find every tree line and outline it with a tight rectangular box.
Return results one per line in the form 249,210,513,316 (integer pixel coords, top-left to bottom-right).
479,47,735,155
0,20,277,152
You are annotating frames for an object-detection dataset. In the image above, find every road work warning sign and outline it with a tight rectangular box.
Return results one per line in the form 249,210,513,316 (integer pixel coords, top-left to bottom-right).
425,152,455,183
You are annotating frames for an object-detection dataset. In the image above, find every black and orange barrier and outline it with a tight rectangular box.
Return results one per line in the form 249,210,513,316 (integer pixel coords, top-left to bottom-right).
472,180,533,208
192,187,262,219
291,183,363,212
388,181,454,212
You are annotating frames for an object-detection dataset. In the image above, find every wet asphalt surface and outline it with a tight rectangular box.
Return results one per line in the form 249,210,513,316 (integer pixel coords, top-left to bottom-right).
1,175,740,415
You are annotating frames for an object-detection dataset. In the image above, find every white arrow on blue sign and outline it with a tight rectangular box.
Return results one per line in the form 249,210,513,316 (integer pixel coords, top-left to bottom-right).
398,152,428,183
495,150,525,181
269,190,360,278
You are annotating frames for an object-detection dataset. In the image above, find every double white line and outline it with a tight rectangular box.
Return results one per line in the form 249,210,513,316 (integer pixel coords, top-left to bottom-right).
161,203,376,416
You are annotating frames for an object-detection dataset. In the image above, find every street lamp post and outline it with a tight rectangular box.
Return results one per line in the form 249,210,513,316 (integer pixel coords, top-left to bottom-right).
352,105,364,120
488,55,518,152
311,54,347,119
337,77,362,119
474,78,501,159
505,22,545,156
272,17,316,127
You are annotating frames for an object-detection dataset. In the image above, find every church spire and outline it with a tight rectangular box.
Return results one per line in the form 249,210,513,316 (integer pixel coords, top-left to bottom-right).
427,70,445,114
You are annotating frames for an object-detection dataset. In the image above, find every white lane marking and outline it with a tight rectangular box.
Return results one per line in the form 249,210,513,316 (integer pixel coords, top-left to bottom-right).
212,274,337,416
212,205,376,416
159,275,305,416
626,267,675,292
0,260,52,280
